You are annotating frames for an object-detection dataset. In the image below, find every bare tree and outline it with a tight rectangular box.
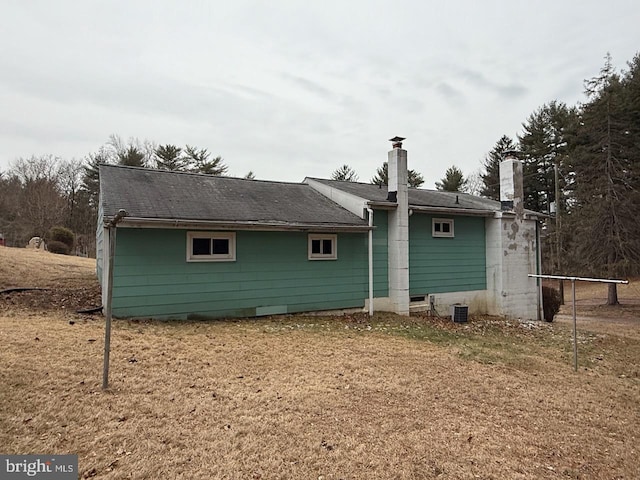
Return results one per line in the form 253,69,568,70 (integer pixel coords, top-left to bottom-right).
8,156,68,241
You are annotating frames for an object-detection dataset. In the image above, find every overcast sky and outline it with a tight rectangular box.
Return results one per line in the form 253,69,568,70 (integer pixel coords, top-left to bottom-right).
1,1,639,188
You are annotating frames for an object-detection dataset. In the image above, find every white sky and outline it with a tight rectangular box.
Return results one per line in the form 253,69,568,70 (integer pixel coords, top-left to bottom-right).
1,0,638,188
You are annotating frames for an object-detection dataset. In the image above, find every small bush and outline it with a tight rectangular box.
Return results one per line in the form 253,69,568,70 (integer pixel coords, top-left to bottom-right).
47,240,70,255
48,226,75,251
542,286,562,322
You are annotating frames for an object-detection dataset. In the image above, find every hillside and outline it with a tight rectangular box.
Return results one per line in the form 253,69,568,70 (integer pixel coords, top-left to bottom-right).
0,247,101,311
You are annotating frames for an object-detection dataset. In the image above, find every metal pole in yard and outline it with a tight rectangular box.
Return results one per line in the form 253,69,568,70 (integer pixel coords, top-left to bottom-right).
572,278,577,372
528,274,628,373
102,209,128,390
102,225,116,390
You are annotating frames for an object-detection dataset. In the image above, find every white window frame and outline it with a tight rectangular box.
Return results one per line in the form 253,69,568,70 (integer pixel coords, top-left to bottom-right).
187,232,236,262
308,234,337,260
432,218,454,238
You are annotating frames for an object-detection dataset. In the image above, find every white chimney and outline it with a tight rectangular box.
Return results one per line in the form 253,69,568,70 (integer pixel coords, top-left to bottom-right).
500,150,524,214
387,136,409,316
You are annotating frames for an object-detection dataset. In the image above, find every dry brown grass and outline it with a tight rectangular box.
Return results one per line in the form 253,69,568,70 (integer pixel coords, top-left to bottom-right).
1,247,639,479
0,246,95,289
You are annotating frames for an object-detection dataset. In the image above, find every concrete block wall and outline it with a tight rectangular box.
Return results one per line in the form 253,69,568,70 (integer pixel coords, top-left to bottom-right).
499,215,538,319
387,146,410,316
485,213,539,320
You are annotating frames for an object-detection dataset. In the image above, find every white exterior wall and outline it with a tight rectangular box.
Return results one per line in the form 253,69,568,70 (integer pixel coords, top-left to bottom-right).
485,216,503,315
485,213,540,320
387,147,410,315
408,290,488,315
498,214,539,319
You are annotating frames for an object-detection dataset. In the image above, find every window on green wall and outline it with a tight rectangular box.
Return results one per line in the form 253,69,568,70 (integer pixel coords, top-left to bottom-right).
187,232,236,262
432,218,454,238
308,234,337,260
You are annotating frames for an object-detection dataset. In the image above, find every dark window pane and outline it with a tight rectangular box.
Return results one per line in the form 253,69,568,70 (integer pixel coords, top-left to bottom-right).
212,238,230,255
311,239,321,254
434,223,441,232
192,238,211,255
442,222,450,233
322,239,333,255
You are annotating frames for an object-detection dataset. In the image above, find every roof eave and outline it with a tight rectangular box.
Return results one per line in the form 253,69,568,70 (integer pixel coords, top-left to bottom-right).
103,216,371,232
408,205,495,217
367,201,398,210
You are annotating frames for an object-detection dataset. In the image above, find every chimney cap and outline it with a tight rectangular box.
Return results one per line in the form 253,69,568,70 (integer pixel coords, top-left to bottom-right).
502,150,520,160
389,136,406,148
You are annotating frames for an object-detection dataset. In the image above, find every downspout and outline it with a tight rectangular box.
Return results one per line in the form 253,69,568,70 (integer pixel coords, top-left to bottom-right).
367,207,374,316
536,220,543,321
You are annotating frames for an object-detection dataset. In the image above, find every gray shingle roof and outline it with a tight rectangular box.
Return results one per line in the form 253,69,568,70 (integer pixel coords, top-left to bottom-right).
99,165,368,229
306,178,502,212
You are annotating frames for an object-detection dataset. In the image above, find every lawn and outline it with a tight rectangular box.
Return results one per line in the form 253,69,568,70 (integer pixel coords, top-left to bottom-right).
1,247,639,479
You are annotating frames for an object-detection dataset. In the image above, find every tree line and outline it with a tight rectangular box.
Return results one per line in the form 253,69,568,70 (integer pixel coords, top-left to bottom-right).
329,53,640,302
0,135,232,255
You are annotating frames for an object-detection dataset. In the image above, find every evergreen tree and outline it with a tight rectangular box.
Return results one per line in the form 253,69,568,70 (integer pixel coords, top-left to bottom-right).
370,163,388,186
480,135,516,200
186,145,228,175
435,166,468,192
570,53,640,304
518,101,577,213
118,145,146,167
155,144,186,171
244,171,256,180
370,162,424,188
408,170,425,188
331,164,359,182
81,150,110,208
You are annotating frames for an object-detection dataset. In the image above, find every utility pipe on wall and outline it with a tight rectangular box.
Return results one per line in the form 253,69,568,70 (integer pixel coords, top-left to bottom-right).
366,207,374,316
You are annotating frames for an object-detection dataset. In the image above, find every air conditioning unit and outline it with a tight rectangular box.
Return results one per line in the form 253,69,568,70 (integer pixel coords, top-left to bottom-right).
451,304,468,323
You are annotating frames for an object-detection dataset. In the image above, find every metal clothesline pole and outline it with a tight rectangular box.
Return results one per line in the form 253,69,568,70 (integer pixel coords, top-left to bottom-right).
528,274,628,372
103,209,128,390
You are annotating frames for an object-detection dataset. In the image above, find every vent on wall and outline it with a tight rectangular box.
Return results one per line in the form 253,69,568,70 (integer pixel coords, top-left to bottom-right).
451,304,468,323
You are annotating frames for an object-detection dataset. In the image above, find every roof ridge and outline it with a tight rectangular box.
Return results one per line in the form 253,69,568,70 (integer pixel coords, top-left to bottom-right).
100,164,309,186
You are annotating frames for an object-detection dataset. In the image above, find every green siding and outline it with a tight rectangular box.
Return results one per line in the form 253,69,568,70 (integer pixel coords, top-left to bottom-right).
372,210,389,297
409,214,486,294
111,228,368,319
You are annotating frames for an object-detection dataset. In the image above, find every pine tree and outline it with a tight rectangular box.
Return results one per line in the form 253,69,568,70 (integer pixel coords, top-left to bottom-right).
186,145,228,175
155,144,186,171
82,149,110,207
370,162,424,188
435,166,468,192
570,53,640,304
518,101,577,214
480,135,516,200
331,165,359,182
118,145,146,167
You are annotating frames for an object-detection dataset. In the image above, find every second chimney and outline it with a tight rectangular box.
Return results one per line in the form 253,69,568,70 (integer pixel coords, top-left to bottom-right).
500,150,524,214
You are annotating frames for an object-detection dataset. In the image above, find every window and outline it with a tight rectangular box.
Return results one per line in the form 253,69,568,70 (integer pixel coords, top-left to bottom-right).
432,218,454,238
308,234,337,260
187,232,236,262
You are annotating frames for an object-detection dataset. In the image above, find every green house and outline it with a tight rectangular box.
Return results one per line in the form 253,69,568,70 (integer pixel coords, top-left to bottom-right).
97,165,371,319
97,141,543,320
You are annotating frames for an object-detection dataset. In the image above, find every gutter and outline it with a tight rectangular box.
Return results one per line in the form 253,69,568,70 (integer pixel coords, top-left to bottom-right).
368,202,500,217
406,205,494,217
367,201,397,210
103,216,372,232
